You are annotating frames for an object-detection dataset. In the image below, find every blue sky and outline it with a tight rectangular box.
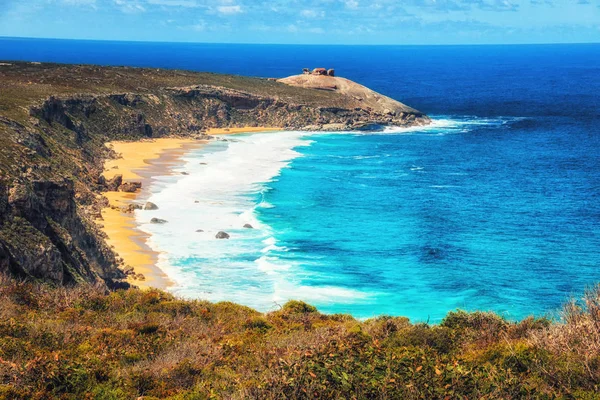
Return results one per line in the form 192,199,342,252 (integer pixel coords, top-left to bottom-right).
0,0,598,44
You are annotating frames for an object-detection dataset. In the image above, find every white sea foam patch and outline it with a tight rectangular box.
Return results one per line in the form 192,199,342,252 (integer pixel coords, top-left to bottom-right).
380,116,521,135
135,130,368,311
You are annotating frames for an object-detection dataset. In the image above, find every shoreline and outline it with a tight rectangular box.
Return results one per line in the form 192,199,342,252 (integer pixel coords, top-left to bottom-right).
99,138,206,289
99,128,278,290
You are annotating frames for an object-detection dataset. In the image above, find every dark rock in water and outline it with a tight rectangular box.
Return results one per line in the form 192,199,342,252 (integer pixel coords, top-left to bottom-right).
199,163,207,165
144,202,158,210
181,172,189,175
119,181,142,193
106,174,123,191
196,229,204,233
194,200,199,203
150,218,167,224
215,231,230,239
243,224,254,229
420,245,448,262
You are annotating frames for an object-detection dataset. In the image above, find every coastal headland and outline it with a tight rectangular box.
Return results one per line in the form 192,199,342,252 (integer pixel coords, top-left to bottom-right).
0,61,429,288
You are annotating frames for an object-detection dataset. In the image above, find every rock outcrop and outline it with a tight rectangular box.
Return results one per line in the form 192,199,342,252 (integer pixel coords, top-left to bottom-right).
277,73,429,129
119,181,142,193
0,180,123,286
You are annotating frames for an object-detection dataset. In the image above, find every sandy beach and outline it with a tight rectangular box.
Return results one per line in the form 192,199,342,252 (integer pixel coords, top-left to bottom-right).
99,128,278,289
100,138,205,289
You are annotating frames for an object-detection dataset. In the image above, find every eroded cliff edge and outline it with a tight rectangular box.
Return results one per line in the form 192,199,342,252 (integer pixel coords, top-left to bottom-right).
0,62,430,287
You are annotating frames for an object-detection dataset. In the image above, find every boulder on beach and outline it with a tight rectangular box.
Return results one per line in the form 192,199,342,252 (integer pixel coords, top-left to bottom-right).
119,181,142,193
150,218,167,224
216,231,230,239
243,224,254,229
121,203,142,213
106,174,123,191
144,202,159,210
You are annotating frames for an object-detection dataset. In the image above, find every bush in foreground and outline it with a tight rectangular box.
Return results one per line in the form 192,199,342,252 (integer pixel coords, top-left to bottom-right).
0,275,599,399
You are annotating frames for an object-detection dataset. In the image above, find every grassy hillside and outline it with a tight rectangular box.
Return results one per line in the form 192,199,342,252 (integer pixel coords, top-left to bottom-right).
0,276,599,399
0,62,363,125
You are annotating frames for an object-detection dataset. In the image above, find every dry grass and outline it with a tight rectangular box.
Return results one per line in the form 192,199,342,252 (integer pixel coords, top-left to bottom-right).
0,276,599,399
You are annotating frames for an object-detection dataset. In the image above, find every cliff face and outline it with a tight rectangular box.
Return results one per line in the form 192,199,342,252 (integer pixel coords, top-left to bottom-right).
0,180,123,287
0,62,430,287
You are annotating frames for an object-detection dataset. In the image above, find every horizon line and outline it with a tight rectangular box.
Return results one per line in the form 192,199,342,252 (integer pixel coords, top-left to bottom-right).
1,35,599,47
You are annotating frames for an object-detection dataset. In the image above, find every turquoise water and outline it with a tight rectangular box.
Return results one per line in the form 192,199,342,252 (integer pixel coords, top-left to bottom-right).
136,116,600,322
5,39,599,321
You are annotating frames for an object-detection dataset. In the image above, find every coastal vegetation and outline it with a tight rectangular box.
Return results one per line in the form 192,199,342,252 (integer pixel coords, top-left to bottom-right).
0,275,599,399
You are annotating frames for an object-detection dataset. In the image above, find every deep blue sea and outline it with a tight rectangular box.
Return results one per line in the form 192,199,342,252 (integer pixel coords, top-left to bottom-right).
2,38,599,321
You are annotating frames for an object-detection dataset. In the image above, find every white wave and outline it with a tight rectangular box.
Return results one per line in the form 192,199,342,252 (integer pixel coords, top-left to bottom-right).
137,130,372,311
379,115,520,135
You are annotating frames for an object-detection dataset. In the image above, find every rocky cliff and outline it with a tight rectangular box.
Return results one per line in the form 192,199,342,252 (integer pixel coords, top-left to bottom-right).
0,62,430,287
278,73,427,128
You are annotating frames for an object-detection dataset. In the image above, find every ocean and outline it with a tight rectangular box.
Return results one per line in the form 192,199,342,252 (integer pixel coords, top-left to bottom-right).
2,38,599,321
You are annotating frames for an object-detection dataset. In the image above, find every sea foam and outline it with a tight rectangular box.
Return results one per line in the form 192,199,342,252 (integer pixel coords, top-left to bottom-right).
136,131,324,310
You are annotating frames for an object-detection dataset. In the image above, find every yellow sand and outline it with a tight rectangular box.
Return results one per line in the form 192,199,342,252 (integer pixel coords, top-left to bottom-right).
100,138,200,289
99,128,278,289
104,138,197,181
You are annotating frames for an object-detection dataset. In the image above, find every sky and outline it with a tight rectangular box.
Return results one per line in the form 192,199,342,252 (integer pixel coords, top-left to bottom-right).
0,0,599,45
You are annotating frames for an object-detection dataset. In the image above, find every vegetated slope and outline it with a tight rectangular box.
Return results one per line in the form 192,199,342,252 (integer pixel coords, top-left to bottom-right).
0,62,429,287
0,276,599,399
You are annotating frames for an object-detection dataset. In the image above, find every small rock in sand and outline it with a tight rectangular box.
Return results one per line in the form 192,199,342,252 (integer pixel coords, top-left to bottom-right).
215,231,230,239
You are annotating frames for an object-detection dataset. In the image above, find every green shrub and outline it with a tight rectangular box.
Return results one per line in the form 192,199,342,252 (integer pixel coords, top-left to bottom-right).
281,300,317,314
